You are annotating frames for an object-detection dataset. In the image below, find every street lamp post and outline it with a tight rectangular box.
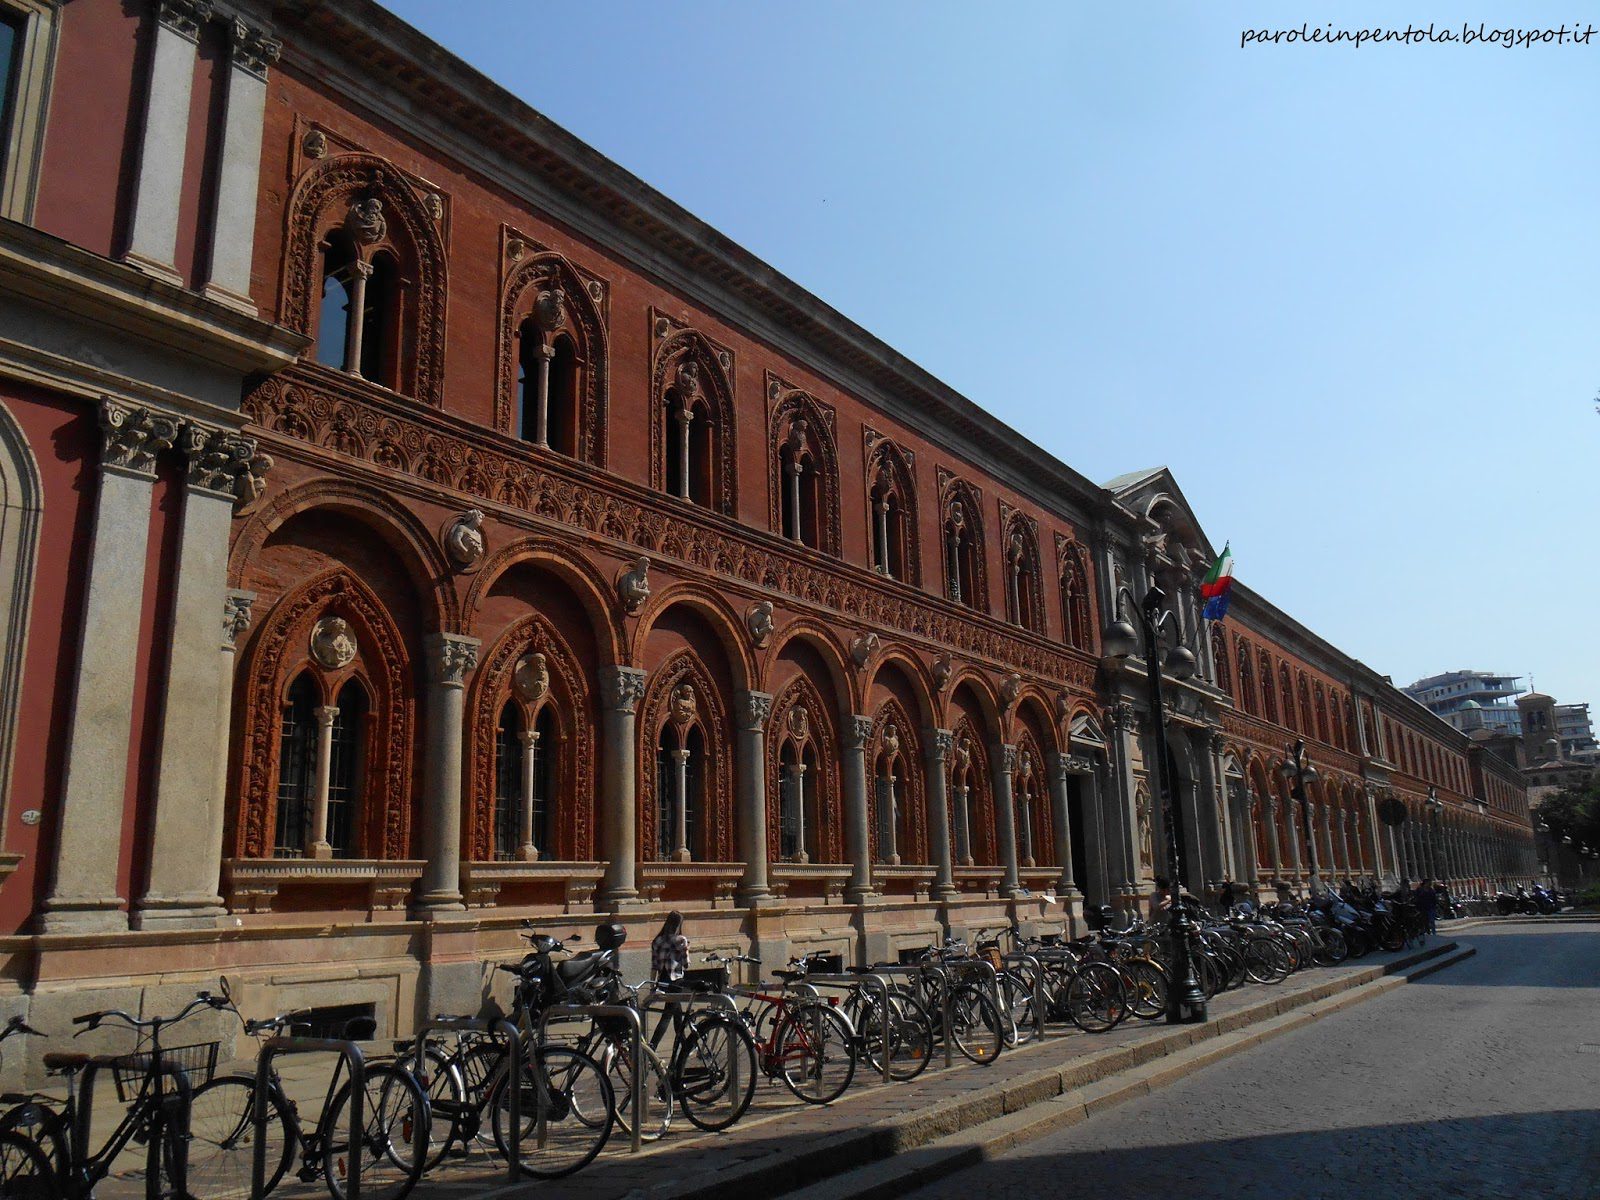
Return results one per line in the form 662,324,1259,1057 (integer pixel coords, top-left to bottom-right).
1102,580,1207,1025
1278,740,1321,899
1425,786,1443,884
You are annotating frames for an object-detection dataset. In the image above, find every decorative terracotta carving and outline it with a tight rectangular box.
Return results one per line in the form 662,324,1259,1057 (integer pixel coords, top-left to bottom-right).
444,509,486,570
850,631,879,669
670,683,698,729
745,600,774,648
617,556,650,616
309,616,358,670
513,652,549,702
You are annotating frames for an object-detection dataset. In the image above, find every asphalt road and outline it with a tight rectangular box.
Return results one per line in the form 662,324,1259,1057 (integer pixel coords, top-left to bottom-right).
904,924,1600,1200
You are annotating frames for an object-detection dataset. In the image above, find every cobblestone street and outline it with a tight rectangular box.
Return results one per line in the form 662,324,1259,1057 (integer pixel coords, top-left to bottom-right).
903,924,1600,1200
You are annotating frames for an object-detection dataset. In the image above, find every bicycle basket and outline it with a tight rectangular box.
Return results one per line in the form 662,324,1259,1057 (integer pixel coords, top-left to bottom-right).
982,947,1003,971
112,1041,220,1102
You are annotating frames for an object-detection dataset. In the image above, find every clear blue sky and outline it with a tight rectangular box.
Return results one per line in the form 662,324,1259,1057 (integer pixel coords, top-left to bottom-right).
383,0,1598,710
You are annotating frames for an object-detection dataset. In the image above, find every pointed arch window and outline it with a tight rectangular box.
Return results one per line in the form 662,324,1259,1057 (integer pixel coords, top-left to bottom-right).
873,724,911,866
656,713,706,861
1003,515,1043,633
1212,625,1232,697
274,673,367,858
493,703,555,860
1279,664,1297,732
663,360,719,508
1260,657,1279,724
943,484,986,611
867,440,918,583
1236,639,1257,715
310,199,408,393
274,673,319,857
1058,540,1091,650
324,680,368,858
779,416,821,548
514,321,583,456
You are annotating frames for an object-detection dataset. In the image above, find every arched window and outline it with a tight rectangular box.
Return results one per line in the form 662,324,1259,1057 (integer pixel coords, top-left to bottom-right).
1279,664,1296,731
499,258,608,462
513,323,583,456
1212,625,1232,698
359,251,399,387
1003,514,1044,633
547,334,579,458
656,719,706,861
873,724,915,866
493,703,522,860
492,702,555,861
1013,747,1046,869
867,439,918,583
1260,657,1279,724
663,361,718,507
943,483,986,611
779,416,821,547
1058,539,1091,650
1236,639,1257,715
1297,675,1314,738
778,740,816,862
308,202,405,391
274,673,319,856
1314,684,1329,744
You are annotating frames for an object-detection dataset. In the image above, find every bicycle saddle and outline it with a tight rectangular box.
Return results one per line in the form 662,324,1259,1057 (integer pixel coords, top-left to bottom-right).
42,1051,94,1072
772,968,807,982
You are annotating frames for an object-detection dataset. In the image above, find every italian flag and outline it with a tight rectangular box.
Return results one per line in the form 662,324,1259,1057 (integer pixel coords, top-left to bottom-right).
1200,544,1234,621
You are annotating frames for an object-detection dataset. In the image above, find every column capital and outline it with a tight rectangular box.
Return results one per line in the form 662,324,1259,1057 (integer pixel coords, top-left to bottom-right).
734,689,773,731
995,742,1018,774
313,705,338,728
425,633,480,687
179,424,271,506
158,0,213,41
222,589,256,650
926,727,954,761
599,665,648,714
517,728,540,748
99,400,178,478
228,17,282,79
844,713,875,749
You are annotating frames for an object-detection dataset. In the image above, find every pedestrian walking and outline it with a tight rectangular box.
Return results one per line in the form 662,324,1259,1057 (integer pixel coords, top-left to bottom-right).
1415,878,1438,936
649,909,691,1047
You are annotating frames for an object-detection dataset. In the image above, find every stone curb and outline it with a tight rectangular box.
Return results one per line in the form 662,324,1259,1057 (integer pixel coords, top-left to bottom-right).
778,942,1478,1200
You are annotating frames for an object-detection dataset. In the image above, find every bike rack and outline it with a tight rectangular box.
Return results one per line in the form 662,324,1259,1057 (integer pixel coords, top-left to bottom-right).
409,1016,523,1183
791,973,894,1085
536,1003,647,1154
868,963,956,1069
250,1036,391,1200
76,1058,194,1200
1000,952,1048,1041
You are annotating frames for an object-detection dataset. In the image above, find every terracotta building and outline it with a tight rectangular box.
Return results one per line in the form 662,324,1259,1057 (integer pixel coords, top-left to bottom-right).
0,0,1537,1058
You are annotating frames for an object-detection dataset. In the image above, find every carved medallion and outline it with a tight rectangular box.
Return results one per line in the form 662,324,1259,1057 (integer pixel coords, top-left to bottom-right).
513,652,549,702
670,683,698,729
787,705,810,746
310,616,358,670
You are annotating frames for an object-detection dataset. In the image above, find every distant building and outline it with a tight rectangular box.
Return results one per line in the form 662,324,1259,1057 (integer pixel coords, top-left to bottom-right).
1405,670,1524,735
1555,703,1596,758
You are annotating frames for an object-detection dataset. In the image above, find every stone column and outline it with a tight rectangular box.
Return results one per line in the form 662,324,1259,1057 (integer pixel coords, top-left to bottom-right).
126,0,211,284
671,749,691,861
202,18,280,311
1047,753,1080,896
517,730,540,860
1106,704,1142,898
308,706,337,858
415,633,479,912
924,729,957,901
42,402,178,933
135,427,262,928
533,345,553,447
1263,795,1283,884
674,404,693,500
991,743,1021,898
597,666,647,907
842,714,875,902
734,690,772,904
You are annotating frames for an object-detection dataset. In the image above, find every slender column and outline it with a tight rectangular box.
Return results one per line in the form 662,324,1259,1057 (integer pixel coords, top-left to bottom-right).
416,633,479,911
126,0,211,283
1107,705,1143,899
517,730,540,860
308,706,337,859
136,427,264,928
216,589,254,840
1006,558,1021,625
202,19,281,310
674,403,693,500
1017,779,1033,868
788,764,809,862
598,666,647,906
533,345,552,447
785,458,803,541
42,402,178,933
1286,798,1304,881
873,497,890,573
1047,753,1080,895
924,729,957,900
343,261,371,375
734,690,772,902
945,529,962,605
991,743,1022,898
842,715,875,902
1263,796,1283,883
882,773,901,865
671,749,691,861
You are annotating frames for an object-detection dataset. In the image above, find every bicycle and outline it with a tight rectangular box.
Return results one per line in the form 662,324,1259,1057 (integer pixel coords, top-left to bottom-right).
183,978,429,1200
726,955,857,1104
0,992,228,1200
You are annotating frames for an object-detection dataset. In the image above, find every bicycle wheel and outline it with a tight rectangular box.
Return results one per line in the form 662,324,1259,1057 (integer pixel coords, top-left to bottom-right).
673,1011,757,1132
490,1046,613,1180
1122,959,1168,1021
1064,963,1127,1034
184,1077,294,1200
947,984,1005,1064
603,1039,672,1143
0,1129,56,1200
1194,950,1221,1000
999,966,1041,1045
149,1100,192,1200
1242,937,1287,984
863,992,935,1082
393,1042,464,1172
776,1002,856,1104
1314,928,1349,967
323,1063,428,1200
0,1103,67,1191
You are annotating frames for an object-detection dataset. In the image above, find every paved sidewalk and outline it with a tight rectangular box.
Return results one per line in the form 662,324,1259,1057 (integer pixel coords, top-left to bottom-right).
381,937,1468,1200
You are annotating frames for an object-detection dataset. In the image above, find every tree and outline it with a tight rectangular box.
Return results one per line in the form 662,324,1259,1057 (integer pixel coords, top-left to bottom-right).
1534,779,1600,849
